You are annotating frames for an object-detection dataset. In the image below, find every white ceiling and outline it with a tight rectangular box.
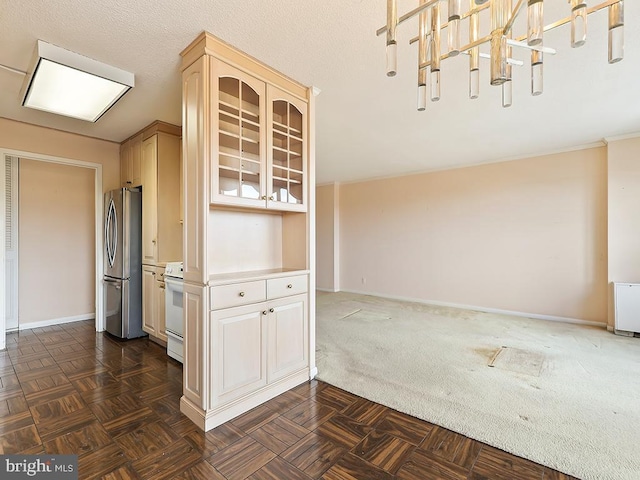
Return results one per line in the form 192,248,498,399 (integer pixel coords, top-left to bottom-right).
0,1,638,184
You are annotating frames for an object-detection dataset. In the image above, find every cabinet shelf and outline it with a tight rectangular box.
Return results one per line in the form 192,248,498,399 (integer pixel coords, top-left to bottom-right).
218,95,260,118
219,108,260,129
272,120,302,136
219,130,259,145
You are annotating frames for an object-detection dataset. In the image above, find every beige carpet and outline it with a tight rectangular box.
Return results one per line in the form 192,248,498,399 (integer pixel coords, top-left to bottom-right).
315,292,640,480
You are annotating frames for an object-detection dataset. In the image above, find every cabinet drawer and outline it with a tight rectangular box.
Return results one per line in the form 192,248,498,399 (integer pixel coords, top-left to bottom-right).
267,275,307,299
210,280,266,309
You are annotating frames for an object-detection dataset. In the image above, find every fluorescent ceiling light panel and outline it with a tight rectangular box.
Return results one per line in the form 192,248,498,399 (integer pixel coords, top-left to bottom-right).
22,40,134,122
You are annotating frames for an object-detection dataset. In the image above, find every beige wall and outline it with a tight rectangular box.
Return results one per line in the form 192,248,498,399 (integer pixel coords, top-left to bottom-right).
0,117,120,192
607,136,640,327
337,147,609,323
316,184,338,291
19,159,95,324
0,117,121,327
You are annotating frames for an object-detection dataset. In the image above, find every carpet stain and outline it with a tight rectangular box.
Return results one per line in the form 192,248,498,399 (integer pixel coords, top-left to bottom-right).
491,347,545,377
473,347,502,362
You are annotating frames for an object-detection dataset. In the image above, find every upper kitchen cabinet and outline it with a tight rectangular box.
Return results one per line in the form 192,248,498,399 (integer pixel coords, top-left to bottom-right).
267,86,307,212
138,121,182,266
209,58,307,212
120,133,142,187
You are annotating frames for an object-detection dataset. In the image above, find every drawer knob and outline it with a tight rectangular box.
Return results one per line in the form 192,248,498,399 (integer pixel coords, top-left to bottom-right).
262,310,267,315
239,291,245,297
269,308,274,313
287,284,293,289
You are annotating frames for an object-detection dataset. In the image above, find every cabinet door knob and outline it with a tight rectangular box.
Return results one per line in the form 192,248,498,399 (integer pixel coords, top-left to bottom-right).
269,195,275,201
262,310,267,315
239,291,245,297
261,195,267,200
287,284,293,289
269,308,274,313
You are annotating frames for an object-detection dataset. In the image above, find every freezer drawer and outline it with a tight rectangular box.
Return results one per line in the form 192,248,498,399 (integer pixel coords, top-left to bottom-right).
104,277,145,339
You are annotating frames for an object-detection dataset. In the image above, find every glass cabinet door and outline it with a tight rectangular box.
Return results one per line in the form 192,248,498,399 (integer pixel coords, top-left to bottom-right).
211,61,266,207
267,86,307,212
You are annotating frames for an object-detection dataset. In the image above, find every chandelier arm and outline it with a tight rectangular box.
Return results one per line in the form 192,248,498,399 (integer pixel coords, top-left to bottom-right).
506,39,557,55
514,0,621,42
410,2,490,44
419,33,492,69
503,0,526,35
377,0,440,36
460,50,524,66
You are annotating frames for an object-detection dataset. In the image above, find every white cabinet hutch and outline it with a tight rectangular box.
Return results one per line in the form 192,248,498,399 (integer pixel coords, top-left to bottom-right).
179,32,317,431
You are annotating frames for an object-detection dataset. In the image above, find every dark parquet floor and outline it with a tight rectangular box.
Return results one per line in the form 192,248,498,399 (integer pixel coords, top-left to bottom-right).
0,320,577,479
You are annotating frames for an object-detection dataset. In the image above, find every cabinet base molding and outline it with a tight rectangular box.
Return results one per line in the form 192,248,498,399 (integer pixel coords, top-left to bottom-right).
180,369,310,432
310,366,318,379
146,333,167,347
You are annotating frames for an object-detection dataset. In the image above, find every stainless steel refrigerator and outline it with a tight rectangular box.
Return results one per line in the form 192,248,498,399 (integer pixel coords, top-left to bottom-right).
103,188,145,339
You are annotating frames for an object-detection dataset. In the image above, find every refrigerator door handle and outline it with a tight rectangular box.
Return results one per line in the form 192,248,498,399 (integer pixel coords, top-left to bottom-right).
105,198,117,268
103,278,122,289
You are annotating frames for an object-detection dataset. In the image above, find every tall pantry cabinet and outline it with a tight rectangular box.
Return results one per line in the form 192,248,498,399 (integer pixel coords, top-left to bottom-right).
179,32,317,431
120,121,182,345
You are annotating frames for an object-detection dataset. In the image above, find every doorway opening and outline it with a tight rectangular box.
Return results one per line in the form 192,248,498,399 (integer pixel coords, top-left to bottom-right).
0,148,103,350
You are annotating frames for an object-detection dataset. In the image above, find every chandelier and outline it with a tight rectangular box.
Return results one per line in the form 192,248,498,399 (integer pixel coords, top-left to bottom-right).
377,0,625,109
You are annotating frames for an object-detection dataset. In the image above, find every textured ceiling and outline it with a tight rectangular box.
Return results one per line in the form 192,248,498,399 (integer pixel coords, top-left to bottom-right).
0,1,638,183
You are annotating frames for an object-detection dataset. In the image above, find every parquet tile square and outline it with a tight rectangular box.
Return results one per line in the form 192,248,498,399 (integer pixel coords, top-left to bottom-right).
0,394,29,416
470,445,545,480
76,442,129,480
322,452,395,480
102,407,161,438
30,392,86,423
0,424,41,454
231,403,279,434
131,438,203,480
58,357,108,381
419,425,468,463
89,392,145,423
341,398,389,426
284,398,336,430
34,407,98,442
314,385,360,411
0,410,34,435
316,413,372,448
173,460,226,480
396,448,469,480
208,436,277,480
78,381,132,404
116,420,180,460
353,430,415,474
72,371,119,392
43,422,112,457
282,432,348,478
0,320,569,480
202,422,246,451
262,388,305,413
97,463,140,480
374,409,434,445
250,415,310,453
248,456,312,480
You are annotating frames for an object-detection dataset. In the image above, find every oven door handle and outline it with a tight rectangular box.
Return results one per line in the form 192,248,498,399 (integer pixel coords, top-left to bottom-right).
165,277,183,289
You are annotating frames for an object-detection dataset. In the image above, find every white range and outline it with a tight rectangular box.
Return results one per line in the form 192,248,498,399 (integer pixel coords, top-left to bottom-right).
164,261,184,363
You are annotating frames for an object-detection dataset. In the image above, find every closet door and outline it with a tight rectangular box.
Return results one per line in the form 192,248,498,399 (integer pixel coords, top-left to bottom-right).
5,156,18,331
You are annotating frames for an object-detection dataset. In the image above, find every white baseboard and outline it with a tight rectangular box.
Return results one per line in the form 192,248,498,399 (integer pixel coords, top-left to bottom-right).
317,287,339,293
18,313,96,331
310,366,318,379
338,289,607,328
